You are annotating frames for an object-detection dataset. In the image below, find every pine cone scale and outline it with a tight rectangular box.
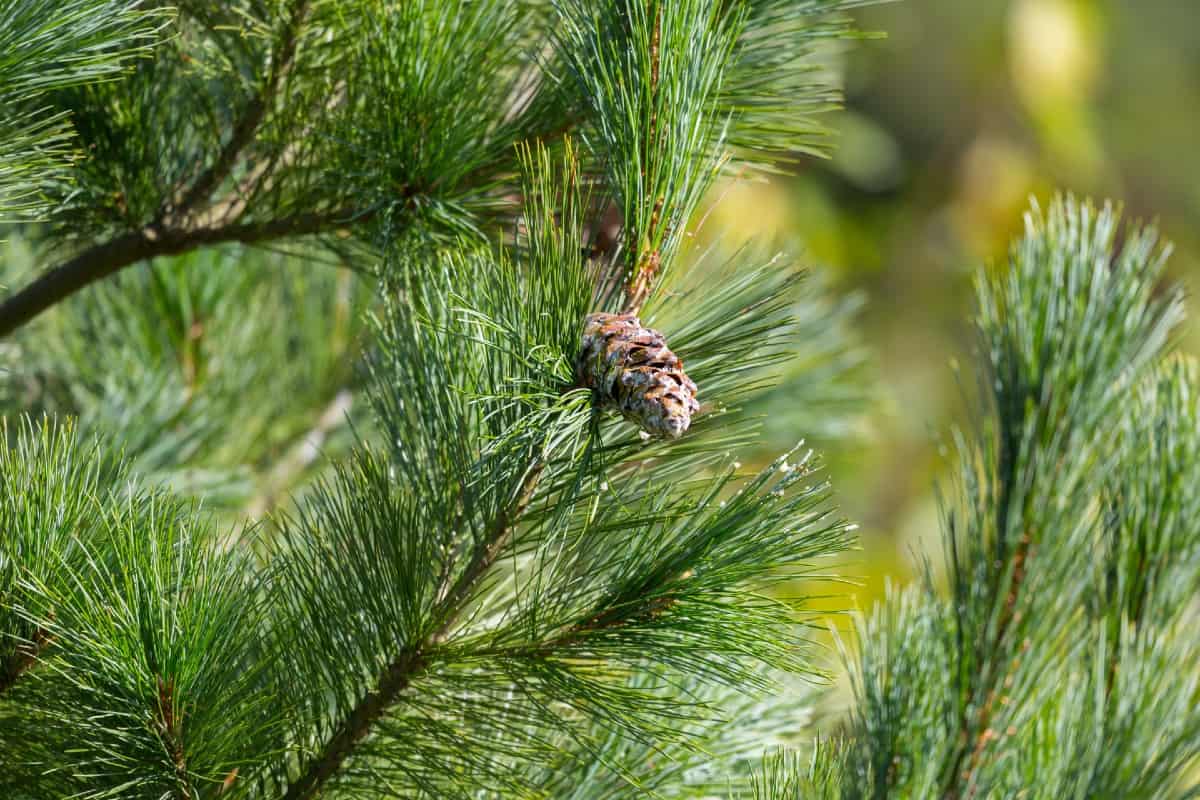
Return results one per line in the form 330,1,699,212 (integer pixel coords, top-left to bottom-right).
576,312,699,439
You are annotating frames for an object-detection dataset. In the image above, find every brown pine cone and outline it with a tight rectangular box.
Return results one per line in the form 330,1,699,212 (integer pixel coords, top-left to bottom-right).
576,312,699,439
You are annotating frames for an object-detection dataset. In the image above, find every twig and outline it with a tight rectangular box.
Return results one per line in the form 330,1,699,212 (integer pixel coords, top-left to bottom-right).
168,0,312,221
196,79,349,228
944,531,1033,799
155,674,195,800
244,389,354,520
623,4,663,315
0,626,51,696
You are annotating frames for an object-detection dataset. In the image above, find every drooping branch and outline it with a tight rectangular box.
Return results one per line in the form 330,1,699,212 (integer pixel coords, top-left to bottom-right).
0,208,364,337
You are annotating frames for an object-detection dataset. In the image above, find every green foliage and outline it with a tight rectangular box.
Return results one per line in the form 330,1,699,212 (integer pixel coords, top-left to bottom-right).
0,0,884,776
1,0,1194,794
520,676,818,799
22,0,569,249
721,1,884,167
0,418,116,691
0,419,274,797
26,3,1200,800
1,245,372,514
2,490,276,799
0,0,167,220
652,247,870,438
753,198,1200,799
314,0,554,240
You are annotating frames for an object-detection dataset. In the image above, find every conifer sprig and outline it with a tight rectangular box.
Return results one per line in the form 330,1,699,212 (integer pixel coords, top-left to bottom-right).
755,197,1200,799
0,418,115,696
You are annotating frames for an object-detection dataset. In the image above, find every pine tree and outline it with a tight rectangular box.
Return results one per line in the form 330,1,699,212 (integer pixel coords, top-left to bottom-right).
1,3,1197,800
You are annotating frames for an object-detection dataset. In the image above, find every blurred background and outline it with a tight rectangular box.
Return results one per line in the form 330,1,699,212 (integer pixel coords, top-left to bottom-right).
708,0,1200,608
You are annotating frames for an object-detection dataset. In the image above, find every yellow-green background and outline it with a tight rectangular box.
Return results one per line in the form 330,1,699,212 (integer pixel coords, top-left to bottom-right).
713,0,1200,608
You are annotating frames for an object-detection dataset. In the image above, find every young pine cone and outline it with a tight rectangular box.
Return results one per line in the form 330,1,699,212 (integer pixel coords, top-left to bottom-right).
576,312,699,439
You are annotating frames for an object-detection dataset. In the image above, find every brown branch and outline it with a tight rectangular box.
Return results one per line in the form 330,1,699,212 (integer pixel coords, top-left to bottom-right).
169,0,312,220
623,4,663,316
155,674,195,800
623,196,662,315
0,625,51,695
0,208,365,338
944,531,1033,799
280,651,425,800
280,461,546,800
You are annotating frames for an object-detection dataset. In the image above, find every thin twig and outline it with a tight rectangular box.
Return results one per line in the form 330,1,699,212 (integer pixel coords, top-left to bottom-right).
944,531,1033,799
168,0,312,221
623,3,663,315
432,463,546,640
244,389,354,520
0,626,51,696
155,674,195,800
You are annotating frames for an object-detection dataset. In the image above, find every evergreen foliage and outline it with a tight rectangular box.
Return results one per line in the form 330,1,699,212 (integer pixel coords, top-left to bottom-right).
762,199,1200,799
1,0,873,797
0,0,167,220
1,2,1197,800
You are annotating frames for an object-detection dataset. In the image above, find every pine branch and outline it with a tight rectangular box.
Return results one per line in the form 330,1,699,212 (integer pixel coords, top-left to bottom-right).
0,418,115,701
433,461,546,640
280,651,425,800
946,528,1032,799
280,459,547,799
0,0,169,220
829,198,1200,799
1,2,535,339
0,208,368,337
167,0,312,221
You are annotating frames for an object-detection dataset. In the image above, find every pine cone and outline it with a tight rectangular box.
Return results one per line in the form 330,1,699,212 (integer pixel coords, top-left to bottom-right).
576,312,699,439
